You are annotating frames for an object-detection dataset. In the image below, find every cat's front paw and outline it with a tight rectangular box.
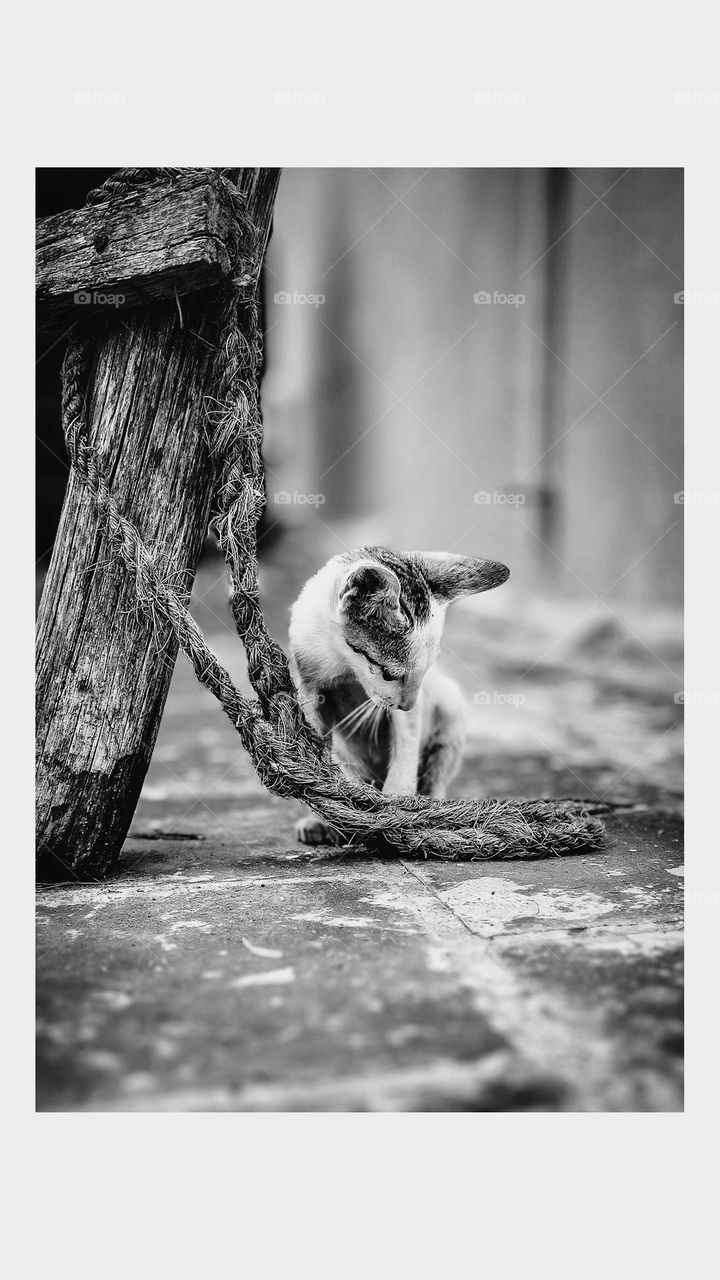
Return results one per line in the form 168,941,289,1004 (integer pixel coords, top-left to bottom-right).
295,815,338,846
295,814,348,844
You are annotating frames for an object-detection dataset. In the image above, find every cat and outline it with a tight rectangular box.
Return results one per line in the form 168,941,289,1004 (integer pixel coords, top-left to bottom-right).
288,546,509,845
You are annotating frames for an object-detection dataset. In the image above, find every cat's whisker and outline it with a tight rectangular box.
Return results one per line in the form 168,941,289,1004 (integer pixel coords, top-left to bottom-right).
324,704,359,737
353,702,378,737
347,701,378,738
332,697,373,737
345,697,385,739
371,704,385,746
336,699,370,730
363,702,377,737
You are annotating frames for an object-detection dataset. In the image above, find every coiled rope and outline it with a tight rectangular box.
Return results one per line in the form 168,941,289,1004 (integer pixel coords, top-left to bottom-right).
61,167,604,860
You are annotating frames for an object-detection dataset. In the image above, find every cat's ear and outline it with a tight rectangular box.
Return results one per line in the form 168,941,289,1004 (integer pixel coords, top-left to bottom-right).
416,552,509,602
337,559,401,614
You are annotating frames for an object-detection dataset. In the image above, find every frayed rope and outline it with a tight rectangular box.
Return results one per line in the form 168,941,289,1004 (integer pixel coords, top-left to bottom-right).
61,167,604,861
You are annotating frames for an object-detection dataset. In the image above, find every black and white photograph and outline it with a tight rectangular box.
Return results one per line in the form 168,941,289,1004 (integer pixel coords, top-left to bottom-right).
35,162,686,1113
9,1,718,1273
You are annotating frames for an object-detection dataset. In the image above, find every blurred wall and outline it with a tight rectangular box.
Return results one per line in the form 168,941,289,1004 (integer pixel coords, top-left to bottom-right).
36,168,683,606
262,168,683,603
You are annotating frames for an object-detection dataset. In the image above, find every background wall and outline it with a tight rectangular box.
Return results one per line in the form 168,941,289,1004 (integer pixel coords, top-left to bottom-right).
261,167,683,603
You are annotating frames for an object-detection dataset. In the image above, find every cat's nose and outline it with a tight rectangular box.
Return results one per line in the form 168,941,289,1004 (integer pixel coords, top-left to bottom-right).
397,689,418,711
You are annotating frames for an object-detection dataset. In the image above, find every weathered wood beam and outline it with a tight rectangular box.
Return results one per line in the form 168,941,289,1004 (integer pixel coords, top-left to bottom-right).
36,170,240,328
36,168,281,880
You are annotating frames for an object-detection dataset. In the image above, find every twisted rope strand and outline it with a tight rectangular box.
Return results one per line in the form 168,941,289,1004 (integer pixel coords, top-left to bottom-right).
59,168,604,861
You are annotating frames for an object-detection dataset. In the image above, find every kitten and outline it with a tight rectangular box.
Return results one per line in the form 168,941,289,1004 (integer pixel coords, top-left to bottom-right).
288,546,509,845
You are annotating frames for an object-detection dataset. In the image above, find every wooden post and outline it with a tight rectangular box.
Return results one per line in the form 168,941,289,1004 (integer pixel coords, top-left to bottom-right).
36,168,280,880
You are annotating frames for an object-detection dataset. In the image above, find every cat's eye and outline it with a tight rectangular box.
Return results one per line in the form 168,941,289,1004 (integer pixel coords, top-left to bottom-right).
347,639,396,683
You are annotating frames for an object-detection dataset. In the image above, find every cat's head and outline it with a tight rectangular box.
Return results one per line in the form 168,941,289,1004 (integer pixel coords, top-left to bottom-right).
335,547,509,711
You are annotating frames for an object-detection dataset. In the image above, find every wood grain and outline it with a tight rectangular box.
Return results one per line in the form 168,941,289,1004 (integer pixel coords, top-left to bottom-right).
36,169,281,879
36,171,238,328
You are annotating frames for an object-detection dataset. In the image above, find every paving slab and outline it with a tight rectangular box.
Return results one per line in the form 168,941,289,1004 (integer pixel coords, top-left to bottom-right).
36,811,683,1111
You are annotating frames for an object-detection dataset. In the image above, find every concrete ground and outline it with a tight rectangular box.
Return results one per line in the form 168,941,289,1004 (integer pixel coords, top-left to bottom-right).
37,544,683,1111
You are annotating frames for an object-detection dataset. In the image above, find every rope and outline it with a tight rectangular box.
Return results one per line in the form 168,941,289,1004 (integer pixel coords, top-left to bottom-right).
60,168,604,861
